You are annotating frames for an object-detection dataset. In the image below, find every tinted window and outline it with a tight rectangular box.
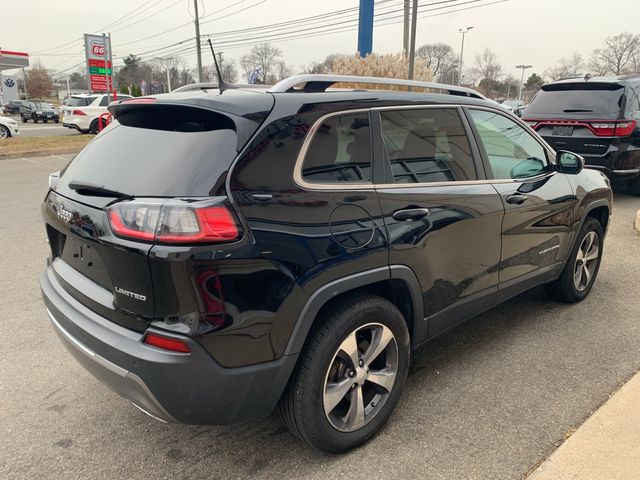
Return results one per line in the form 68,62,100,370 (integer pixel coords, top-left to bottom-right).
469,109,549,179
57,107,237,197
302,113,372,183
380,108,476,183
527,83,624,115
67,97,95,107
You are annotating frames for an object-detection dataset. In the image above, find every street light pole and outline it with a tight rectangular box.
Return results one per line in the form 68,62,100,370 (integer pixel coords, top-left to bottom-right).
407,0,418,81
516,64,532,101
457,26,473,86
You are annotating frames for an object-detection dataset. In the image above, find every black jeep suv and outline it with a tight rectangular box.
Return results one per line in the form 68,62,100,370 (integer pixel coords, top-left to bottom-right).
522,75,640,194
40,75,612,453
20,100,59,123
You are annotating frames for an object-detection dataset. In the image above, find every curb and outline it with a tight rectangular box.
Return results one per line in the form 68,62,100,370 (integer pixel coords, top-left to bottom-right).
0,148,81,160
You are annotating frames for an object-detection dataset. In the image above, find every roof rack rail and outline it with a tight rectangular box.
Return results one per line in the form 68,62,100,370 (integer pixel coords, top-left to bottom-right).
267,74,485,99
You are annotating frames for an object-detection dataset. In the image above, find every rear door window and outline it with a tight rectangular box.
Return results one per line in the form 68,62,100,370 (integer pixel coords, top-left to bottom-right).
527,83,625,116
301,112,372,183
379,107,477,183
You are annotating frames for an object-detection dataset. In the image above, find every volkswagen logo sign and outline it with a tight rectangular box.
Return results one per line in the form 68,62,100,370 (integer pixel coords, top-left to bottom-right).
4,77,15,88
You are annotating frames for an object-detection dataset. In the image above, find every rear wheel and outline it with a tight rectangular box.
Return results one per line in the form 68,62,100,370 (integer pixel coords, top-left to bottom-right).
279,293,410,453
545,217,603,302
20,115,27,123
0,125,9,139
89,119,99,134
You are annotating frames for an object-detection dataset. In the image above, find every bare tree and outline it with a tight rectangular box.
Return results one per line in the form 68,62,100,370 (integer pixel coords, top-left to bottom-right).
416,43,456,82
211,56,238,83
25,62,53,99
545,51,585,80
589,32,640,75
238,43,282,83
474,48,502,97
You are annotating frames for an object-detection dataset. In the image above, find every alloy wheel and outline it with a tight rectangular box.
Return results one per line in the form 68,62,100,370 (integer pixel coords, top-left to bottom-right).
323,322,398,432
0,126,8,139
573,231,599,291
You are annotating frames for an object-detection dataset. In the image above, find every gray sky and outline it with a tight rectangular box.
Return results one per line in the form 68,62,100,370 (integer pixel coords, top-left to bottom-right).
2,0,639,79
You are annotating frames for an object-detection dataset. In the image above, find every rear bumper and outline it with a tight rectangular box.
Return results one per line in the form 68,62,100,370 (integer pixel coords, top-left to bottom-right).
40,266,297,424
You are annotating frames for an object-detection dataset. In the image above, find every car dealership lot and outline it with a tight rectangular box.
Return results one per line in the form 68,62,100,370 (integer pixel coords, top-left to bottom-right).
1,154,639,480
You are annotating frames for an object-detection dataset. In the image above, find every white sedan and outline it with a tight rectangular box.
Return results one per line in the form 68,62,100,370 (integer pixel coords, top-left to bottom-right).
0,115,20,138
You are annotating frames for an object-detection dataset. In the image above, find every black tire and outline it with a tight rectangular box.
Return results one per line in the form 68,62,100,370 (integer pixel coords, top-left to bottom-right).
89,119,99,134
20,115,27,123
627,176,640,196
545,217,604,303
279,293,410,453
54,119,59,124
0,125,10,139
44,119,49,123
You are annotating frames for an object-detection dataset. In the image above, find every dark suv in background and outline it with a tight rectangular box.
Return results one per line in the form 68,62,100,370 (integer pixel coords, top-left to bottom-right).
523,75,640,194
40,75,612,453
20,100,59,123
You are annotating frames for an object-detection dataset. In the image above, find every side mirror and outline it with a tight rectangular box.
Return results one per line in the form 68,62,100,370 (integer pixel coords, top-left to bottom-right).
556,151,584,175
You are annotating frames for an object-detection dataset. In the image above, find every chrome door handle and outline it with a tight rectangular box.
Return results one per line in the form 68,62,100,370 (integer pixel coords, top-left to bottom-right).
392,208,431,221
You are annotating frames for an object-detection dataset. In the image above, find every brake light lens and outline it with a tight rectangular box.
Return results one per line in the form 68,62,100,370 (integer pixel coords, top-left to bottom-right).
71,109,87,115
107,201,240,244
525,119,636,137
144,332,190,353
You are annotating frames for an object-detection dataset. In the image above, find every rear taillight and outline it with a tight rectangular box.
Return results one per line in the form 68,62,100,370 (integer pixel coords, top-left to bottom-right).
143,332,190,353
527,119,637,137
71,109,87,115
107,200,240,244
590,120,636,137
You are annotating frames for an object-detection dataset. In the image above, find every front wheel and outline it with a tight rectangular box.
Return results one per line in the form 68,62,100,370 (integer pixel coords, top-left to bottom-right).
0,125,9,139
545,217,604,302
627,176,640,196
279,293,410,453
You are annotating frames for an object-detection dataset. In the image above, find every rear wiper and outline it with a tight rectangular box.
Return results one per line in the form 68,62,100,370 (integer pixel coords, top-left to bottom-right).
563,109,593,112
68,181,134,199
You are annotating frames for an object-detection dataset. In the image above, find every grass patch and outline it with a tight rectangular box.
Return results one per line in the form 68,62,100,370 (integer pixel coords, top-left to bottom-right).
0,135,94,156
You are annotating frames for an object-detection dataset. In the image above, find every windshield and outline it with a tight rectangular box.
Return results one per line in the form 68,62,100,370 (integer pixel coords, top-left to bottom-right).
33,102,53,109
527,83,625,116
57,107,239,197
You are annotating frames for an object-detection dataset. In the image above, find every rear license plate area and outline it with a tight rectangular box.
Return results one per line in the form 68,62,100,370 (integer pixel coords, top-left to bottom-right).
552,126,573,136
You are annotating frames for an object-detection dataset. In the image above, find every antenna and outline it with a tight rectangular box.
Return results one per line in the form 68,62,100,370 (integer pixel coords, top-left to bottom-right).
207,38,227,93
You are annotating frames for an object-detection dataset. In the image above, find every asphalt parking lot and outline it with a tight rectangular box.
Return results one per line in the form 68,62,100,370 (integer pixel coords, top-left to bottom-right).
3,116,81,137
1,154,639,480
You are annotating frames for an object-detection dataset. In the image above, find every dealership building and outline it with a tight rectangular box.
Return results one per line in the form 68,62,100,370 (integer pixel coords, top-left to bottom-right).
0,49,30,104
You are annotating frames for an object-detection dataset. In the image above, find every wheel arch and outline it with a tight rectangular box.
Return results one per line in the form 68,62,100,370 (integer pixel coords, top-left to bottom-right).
283,266,425,357
562,199,611,268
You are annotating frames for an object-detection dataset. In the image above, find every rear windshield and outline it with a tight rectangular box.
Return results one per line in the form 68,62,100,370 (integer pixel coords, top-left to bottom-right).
58,106,237,197
67,97,96,107
527,83,624,115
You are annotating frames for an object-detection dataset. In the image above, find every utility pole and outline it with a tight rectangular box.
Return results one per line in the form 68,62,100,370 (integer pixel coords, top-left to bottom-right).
402,0,410,56
407,0,418,80
516,64,532,101
193,0,203,82
458,26,473,85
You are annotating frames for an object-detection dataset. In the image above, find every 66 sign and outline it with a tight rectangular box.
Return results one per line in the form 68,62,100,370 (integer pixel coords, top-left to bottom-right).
90,41,106,57
84,33,112,91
